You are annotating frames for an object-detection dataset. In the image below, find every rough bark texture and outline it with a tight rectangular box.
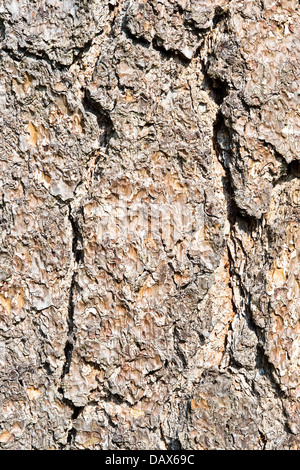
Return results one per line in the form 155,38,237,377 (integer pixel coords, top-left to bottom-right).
0,0,299,450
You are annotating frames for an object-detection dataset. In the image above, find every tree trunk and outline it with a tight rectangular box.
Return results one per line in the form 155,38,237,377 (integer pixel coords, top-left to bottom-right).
0,0,299,450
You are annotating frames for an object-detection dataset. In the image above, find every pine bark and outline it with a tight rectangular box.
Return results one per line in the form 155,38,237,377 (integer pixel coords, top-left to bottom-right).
0,0,299,450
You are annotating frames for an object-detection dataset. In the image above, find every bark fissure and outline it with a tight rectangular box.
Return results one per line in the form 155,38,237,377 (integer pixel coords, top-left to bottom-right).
206,46,296,437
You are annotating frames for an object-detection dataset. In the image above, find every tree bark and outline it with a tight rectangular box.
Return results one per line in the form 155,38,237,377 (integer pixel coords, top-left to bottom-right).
0,0,299,450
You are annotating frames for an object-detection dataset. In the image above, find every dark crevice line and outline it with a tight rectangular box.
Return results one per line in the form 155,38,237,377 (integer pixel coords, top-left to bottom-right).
173,326,188,369
59,206,84,385
60,272,77,383
56,393,84,448
101,388,134,408
121,16,193,64
83,88,115,151
201,59,229,105
258,428,268,450
210,92,291,398
220,246,238,366
159,424,167,448
122,2,229,64
273,158,300,186
1,44,64,71
57,276,78,446
213,109,259,226
66,405,84,446
57,268,81,448
212,114,293,441
203,24,295,441
57,206,86,447
69,206,85,264
103,409,118,431
212,5,230,29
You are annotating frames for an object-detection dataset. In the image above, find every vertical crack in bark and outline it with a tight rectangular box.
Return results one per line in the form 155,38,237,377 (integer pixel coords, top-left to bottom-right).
55,32,117,442
60,206,83,386
173,325,188,370
220,246,238,367
57,206,85,447
56,77,116,447
205,41,294,439
83,89,115,152
69,208,85,265
60,272,76,382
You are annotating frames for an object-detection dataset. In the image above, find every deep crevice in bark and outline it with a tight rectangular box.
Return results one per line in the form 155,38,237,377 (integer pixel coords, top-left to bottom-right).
121,17,193,64
69,208,84,265
57,207,84,448
204,33,294,432
60,272,77,382
83,89,115,150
